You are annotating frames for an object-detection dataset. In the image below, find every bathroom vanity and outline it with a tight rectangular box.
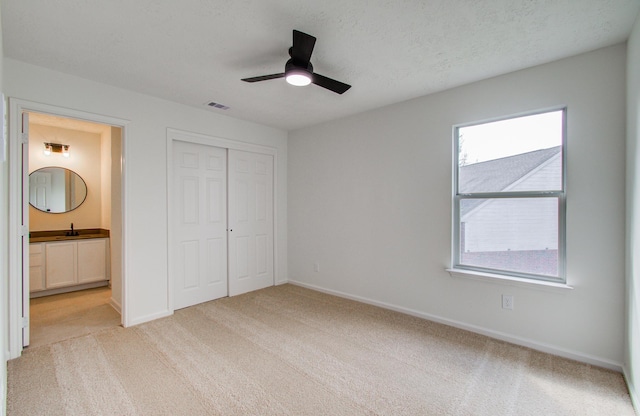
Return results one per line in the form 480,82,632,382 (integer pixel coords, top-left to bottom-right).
28,166,112,297
29,229,110,297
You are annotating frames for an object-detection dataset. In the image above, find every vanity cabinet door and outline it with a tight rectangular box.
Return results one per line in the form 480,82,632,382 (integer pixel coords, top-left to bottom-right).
45,242,78,288
77,239,107,284
29,243,46,292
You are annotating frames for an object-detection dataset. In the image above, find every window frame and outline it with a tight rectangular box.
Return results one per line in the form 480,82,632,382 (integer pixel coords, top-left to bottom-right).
452,108,567,284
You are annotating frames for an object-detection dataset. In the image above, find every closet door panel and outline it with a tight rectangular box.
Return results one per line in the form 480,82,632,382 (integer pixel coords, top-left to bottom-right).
228,150,274,296
172,141,228,309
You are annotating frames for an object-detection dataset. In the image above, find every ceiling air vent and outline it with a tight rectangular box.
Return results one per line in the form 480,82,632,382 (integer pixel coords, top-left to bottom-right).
206,101,230,110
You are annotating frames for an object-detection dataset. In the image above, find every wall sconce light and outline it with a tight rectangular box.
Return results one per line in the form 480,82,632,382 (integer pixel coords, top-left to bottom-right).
43,142,70,158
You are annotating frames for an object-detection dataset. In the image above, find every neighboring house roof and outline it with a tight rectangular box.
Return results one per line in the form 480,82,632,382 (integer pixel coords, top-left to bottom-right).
459,146,561,217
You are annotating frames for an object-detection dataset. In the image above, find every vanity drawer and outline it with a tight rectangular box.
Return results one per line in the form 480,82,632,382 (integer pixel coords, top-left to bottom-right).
30,243,43,263
29,243,45,291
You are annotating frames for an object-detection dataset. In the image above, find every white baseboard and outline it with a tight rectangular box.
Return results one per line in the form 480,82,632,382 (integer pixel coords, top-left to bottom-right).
623,367,639,415
109,297,122,314
125,310,172,327
1,349,5,416
288,280,624,372
30,280,109,298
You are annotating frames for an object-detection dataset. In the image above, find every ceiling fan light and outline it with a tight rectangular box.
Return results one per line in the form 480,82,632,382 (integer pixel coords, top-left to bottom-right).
286,71,312,86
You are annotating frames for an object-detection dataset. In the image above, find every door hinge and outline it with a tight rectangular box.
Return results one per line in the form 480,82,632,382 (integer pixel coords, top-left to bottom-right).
20,132,28,144
20,225,29,237
21,317,29,328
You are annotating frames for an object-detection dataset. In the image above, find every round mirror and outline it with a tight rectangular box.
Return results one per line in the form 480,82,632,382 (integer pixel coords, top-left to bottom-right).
29,167,88,213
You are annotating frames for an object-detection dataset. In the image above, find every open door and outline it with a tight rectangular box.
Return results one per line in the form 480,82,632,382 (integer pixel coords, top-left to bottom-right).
21,112,30,347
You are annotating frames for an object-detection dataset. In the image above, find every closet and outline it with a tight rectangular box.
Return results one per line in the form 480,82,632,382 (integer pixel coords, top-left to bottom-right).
171,134,274,310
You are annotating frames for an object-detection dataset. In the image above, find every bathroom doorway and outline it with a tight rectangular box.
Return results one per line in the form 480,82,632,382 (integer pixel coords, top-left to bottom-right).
24,110,124,348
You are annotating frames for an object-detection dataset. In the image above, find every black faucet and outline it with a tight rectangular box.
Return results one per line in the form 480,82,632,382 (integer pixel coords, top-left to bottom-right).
66,223,79,236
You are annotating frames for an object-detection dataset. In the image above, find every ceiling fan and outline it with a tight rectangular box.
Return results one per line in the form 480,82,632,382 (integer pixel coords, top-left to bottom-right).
242,30,351,94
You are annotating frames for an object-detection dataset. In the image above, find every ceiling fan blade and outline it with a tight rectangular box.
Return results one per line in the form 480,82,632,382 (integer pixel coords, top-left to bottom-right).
241,73,285,83
312,73,351,94
291,30,316,64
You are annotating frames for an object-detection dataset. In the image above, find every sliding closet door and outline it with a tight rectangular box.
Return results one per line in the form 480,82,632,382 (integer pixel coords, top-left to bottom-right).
228,150,274,296
173,141,228,309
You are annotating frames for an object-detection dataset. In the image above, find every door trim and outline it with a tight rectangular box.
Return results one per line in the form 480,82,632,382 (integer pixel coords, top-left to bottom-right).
166,128,278,313
7,98,130,359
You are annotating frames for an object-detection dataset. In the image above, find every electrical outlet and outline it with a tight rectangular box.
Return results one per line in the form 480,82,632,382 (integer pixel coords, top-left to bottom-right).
313,262,320,272
502,295,514,310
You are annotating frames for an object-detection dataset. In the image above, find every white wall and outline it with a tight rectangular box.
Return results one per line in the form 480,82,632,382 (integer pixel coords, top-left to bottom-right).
626,12,640,410
4,58,288,327
0,5,7,415
289,44,627,367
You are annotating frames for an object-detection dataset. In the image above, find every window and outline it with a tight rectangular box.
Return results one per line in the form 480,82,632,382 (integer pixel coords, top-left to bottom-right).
453,109,566,283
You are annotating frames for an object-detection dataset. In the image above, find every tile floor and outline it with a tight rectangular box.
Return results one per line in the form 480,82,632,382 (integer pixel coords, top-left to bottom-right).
28,286,121,348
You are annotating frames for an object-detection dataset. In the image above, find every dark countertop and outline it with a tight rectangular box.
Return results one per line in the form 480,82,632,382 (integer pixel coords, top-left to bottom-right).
29,228,110,243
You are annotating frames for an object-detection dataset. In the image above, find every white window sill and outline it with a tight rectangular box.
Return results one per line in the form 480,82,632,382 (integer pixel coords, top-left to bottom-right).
446,268,573,291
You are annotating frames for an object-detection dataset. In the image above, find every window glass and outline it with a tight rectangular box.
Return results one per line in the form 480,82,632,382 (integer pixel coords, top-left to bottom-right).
458,111,563,194
459,198,559,277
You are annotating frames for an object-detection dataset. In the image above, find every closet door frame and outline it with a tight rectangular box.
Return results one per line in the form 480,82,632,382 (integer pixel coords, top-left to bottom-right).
166,128,278,312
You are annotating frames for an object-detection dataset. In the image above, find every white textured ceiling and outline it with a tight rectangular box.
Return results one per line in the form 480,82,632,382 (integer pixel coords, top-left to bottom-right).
2,0,639,131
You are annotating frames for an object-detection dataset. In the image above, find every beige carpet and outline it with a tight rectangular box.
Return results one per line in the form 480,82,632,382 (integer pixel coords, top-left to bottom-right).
29,286,121,348
7,284,635,415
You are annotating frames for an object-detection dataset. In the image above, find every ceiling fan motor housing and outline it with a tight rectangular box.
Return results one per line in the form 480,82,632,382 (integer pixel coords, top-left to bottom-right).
285,59,313,77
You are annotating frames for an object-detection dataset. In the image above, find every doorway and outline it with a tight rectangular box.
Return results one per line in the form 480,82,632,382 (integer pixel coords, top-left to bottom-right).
26,112,123,347
7,98,128,358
